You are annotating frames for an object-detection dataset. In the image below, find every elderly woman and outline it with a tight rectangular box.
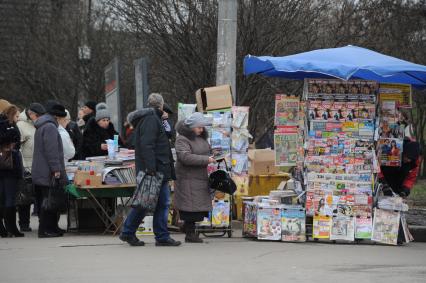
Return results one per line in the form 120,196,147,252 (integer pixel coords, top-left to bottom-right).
174,112,216,243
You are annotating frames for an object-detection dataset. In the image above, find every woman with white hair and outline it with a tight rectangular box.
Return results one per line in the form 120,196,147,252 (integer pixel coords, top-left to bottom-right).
57,110,75,163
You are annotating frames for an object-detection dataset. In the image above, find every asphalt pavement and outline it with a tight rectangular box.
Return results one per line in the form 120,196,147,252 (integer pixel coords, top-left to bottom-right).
1,216,425,283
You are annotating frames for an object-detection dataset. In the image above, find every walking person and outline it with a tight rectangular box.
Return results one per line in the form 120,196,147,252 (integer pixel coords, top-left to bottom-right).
16,103,46,231
32,102,68,238
0,105,24,237
174,113,216,243
120,93,181,247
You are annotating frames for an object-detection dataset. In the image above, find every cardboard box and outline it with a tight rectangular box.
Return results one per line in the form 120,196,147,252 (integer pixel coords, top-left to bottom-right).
74,170,103,187
195,84,233,111
248,148,278,175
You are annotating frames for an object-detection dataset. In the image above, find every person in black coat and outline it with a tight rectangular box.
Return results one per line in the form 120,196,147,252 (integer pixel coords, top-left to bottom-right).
0,105,24,237
82,103,122,158
120,93,180,247
65,110,83,160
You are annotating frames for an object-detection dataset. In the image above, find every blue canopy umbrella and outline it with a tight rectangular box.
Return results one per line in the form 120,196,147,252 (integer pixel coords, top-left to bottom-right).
244,45,426,88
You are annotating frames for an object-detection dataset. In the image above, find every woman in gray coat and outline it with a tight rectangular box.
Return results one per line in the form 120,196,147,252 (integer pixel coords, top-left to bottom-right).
174,112,216,243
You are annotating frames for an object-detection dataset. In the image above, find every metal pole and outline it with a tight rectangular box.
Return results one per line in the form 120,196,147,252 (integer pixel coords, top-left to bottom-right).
134,57,150,109
78,0,91,109
216,0,238,104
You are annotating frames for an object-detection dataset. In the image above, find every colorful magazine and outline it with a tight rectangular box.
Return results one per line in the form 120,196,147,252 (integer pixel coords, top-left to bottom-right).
275,95,299,126
379,83,412,108
378,138,403,167
257,206,282,241
355,217,373,239
330,215,355,241
211,200,230,227
274,126,298,166
281,207,306,242
313,215,332,239
243,202,257,237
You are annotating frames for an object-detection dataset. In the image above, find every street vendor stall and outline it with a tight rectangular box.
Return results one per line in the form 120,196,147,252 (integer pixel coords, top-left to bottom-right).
242,45,426,245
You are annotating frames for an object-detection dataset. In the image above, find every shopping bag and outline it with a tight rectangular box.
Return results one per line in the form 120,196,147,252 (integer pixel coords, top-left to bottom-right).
42,177,67,212
131,171,164,213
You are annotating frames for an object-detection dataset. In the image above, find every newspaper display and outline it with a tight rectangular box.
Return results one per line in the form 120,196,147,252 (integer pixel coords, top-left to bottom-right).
379,83,412,108
274,126,298,166
355,217,373,239
275,95,299,126
330,216,355,241
371,208,400,245
281,207,306,242
313,215,332,239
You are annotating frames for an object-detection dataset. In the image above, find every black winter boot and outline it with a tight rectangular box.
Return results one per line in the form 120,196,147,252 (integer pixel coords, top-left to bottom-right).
184,222,203,243
4,207,24,237
0,209,8,237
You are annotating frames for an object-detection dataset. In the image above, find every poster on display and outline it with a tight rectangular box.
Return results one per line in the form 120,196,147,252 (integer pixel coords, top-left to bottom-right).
211,201,230,227
275,95,299,126
306,79,378,99
281,207,306,242
257,206,282,241
274,126,298,166
355,217,373,239
313,215,332,239
378,138,403,167
330,216,355,241
379,83,412,108
371,208,400,245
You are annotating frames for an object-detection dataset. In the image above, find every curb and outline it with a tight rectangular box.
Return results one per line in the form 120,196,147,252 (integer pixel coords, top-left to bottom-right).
409,225,426,242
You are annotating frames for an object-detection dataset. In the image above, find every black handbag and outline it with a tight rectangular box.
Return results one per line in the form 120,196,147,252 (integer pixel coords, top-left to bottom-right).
0,144,14,170
42,177,67,212
16,170,35,206
208,160,237,195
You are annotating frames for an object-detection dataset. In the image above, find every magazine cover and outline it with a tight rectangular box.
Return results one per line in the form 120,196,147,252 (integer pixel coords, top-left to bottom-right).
358,101,376,119
257,206,282,241
330,216,355,241
358,119,374,138
281,207,306,242
379,83,412,108
231,106,249,129
331,101,346,121
378,138,403,167
313,215,332,239
320,101,333,120
379,120,404,139
211,200,230,227
308,100,322,120
211,111,232,128
275,95,299,126
355,217,373,239
274,126,298,166
380,100,397,121
371,208,400,245
243,202,257,237
345,101,359,121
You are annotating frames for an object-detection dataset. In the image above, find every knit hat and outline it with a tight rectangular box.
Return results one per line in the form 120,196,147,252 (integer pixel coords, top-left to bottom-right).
85,101,97,112
184,112,211,128
163,103,174,115
0,99,11,113
28,103,46,115
95,103,110,121
47,102,67,117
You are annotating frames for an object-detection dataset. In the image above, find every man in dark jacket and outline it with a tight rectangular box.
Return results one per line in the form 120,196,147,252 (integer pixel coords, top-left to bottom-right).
120,93,180,247
32,102,67,238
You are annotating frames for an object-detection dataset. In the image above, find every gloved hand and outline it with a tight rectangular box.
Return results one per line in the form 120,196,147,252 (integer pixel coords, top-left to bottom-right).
399,186,411,198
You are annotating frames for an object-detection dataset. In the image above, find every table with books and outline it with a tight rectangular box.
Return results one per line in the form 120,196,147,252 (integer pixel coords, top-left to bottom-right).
65,183,136,235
